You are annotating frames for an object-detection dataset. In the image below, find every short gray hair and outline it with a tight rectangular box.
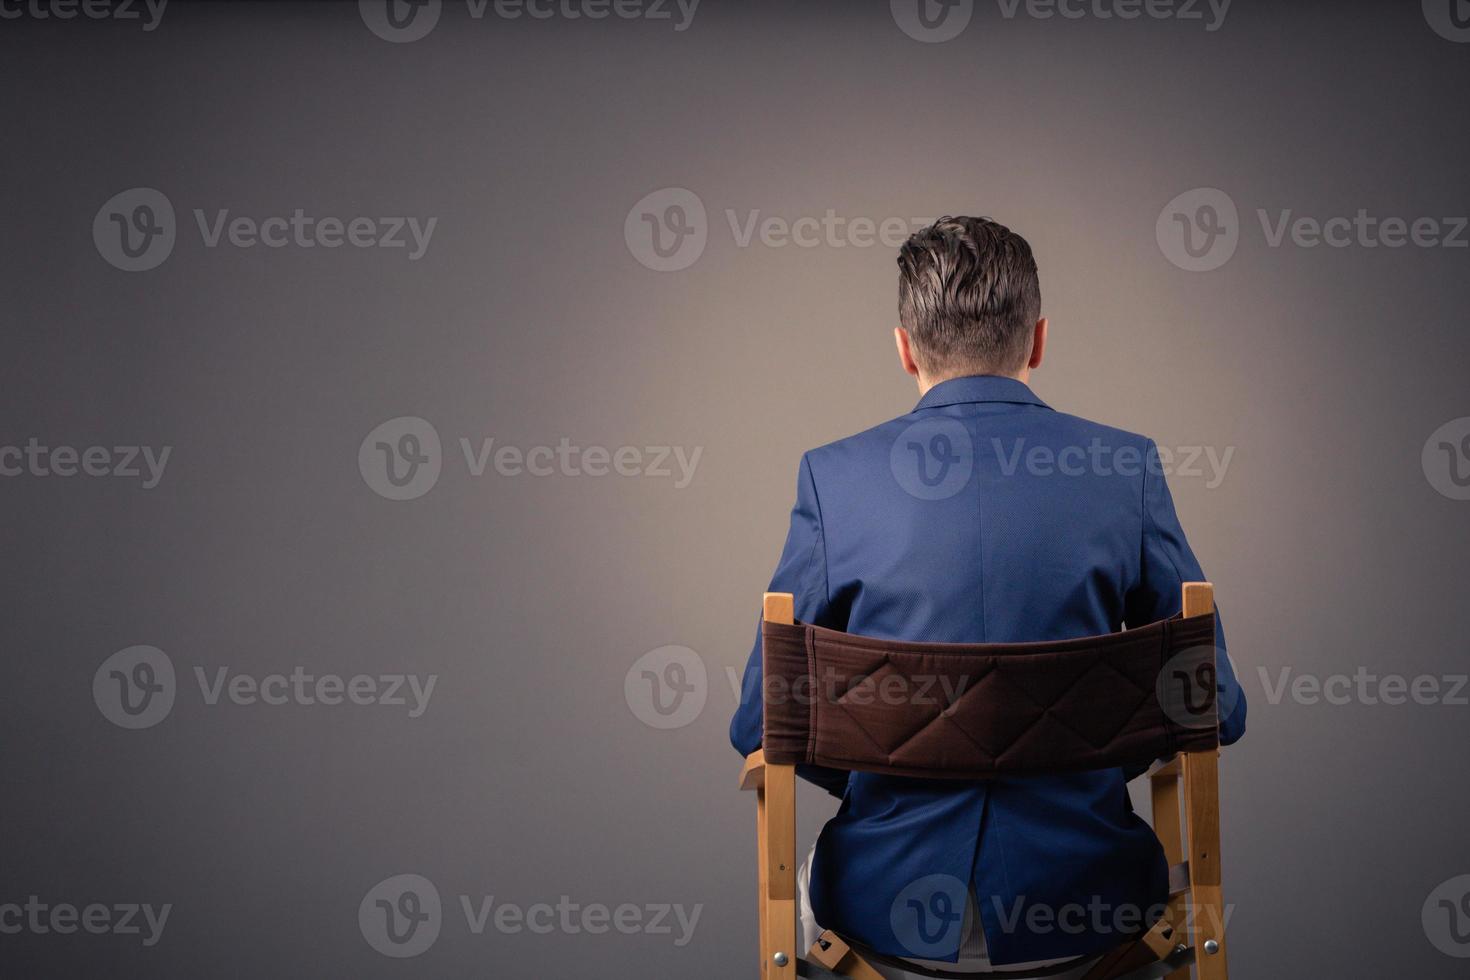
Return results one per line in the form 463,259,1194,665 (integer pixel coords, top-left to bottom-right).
897,216,1041,376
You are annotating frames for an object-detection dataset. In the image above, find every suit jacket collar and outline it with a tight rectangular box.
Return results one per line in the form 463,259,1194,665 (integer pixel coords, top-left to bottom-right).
914,375,1051,412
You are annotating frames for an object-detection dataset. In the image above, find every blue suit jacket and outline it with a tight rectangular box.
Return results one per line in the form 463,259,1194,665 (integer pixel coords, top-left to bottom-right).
730,375,1245,966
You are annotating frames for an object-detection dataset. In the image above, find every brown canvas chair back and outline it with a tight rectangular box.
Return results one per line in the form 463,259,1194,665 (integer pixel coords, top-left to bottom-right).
739,584,1231,980
760,609,1221,780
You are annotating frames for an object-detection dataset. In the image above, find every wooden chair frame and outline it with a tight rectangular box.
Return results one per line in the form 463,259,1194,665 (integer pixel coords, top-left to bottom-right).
739,584,1229,980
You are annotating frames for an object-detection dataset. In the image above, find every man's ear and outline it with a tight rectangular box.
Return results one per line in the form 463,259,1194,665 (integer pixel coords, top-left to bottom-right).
1028,318,1048,371
895,327,921,378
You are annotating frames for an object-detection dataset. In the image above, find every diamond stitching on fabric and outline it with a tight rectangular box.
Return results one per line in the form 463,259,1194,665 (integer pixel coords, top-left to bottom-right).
825,646,1157,773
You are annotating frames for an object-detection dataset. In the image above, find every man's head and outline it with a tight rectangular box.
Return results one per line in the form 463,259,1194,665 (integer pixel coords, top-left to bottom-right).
895,216,1046,390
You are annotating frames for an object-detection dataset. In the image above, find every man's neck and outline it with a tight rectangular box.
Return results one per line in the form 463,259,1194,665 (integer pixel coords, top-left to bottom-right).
917,368,1029,398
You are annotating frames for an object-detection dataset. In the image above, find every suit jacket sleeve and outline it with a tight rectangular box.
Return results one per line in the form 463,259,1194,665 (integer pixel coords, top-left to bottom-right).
1126,440,1247,747
729,453,851,796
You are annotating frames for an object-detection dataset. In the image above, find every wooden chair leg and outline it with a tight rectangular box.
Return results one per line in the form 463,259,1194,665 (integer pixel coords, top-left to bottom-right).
1150,757,1189,980
1180,582,1228,980
1183,750,1227,980
757,782,770,975
762,593,799,978
763,761,798,978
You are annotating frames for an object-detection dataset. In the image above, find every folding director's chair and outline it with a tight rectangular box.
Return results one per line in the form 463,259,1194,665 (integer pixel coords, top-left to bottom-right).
739,583,1229,980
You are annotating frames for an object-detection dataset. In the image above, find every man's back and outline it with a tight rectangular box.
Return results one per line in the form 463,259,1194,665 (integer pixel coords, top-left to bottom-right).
730,374,1247,966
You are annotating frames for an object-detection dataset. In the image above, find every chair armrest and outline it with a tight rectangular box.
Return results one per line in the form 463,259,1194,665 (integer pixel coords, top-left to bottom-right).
739,750,767,791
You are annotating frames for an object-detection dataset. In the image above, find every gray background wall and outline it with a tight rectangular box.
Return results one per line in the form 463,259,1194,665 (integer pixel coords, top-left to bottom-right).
2,0,1469,977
